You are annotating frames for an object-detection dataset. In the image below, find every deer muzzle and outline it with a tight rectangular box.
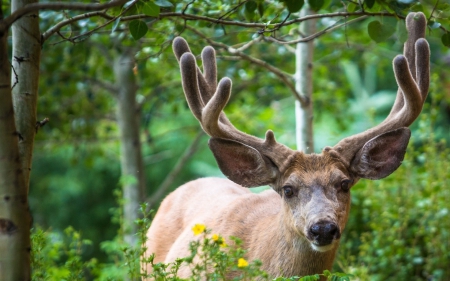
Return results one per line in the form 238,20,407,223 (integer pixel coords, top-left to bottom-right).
307,220,341,252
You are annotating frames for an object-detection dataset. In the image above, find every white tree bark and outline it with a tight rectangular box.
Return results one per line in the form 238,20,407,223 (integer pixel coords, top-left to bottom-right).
295,4,316,153
0,1,34,278
11,0,41,191
114,51,146,247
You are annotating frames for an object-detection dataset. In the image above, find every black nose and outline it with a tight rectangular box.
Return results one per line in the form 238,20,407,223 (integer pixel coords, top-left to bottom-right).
309,221,340,245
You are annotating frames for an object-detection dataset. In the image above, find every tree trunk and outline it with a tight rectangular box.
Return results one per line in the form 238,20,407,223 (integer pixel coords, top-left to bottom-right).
114,51,146,248
295,4,316,153
11,0,41,192
0,12,32,281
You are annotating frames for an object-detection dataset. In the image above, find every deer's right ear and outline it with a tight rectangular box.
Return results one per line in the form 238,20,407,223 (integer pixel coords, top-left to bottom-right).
350,128,411,180
208,138,279,187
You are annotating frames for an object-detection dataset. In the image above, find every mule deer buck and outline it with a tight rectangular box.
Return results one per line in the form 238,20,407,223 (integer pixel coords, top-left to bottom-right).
145,12,430,278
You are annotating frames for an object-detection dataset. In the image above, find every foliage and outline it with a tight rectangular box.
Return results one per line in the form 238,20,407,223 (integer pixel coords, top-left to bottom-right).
337,114,450,280
31,226,98,281
31,218,353,281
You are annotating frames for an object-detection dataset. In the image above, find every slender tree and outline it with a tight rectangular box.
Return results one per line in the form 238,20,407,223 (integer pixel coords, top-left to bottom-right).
295,2,316,152
114,50,146,247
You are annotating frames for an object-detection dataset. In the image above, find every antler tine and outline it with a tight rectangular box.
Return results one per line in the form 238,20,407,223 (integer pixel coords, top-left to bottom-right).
329,12,430,166
173,37,216,105
174,37,296,174
179,53,204,122
201,46,217,100
388,12,428,118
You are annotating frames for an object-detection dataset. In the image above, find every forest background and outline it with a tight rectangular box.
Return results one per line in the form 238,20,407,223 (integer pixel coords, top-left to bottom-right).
1,0,449,280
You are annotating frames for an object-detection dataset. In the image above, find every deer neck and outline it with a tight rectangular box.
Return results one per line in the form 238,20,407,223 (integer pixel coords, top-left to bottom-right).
249,208,338,278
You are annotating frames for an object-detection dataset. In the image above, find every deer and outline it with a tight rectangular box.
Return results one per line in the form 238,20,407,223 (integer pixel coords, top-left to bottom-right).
144,12,430,279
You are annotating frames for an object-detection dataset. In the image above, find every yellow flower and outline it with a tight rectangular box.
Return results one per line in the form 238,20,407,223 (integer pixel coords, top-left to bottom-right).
237,258,248,268
220,240,227,248
212,234,219,241
192,224,206,236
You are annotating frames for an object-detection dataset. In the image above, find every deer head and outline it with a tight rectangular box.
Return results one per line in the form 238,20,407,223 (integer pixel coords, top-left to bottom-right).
172,12,429,252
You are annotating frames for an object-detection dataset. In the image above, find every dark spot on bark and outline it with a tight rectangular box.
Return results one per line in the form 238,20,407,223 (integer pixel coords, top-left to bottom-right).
0,219,18,235
4,196,10,201
14,131,24,141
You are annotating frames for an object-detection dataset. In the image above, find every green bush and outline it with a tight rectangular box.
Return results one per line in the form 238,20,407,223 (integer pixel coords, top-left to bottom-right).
338,126,450,280
31,208,352,280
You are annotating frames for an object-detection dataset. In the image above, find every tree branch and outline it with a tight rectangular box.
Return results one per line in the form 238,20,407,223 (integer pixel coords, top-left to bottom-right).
265,15,369,44
42,11,112,43
3,0,128,30
42,0,138,44
118,11,402,30
147,131,204,207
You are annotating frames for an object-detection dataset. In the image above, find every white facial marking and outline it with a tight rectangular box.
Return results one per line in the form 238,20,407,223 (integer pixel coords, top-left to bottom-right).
310,242,335,252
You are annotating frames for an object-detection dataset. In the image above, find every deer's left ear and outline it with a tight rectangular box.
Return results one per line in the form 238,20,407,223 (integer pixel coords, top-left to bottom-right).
350,128,411,180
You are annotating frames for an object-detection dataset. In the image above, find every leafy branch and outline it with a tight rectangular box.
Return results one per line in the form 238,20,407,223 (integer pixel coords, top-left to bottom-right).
3,0,128,30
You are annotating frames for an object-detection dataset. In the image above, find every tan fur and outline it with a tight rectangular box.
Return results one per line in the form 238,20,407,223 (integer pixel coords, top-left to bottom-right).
144,153,352,278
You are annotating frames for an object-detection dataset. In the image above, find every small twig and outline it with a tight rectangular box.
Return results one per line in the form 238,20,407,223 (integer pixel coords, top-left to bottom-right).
182,0,195,15
428,0,439,22
260,12,290,34
35,117,49,133
266,15,368,44
234,36,262,52
218,0,248,21
11,63,19,89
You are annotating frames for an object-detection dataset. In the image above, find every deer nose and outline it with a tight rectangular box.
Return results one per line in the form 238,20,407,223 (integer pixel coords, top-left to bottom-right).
309,221,341,245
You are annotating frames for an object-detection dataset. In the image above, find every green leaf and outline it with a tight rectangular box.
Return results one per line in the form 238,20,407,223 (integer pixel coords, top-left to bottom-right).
428,20,441,29
257,2,265,17
365,0,375,9
309,0,324,11
282,0,304,13
154,0,173,7
111,17,121,33
367,19,397,43
396,19,408,43
124,0,135,8
245,0,257,21
437,2,450,11
347,2,358,12
442,33,450,47
142,1,160,17
129,20,148,40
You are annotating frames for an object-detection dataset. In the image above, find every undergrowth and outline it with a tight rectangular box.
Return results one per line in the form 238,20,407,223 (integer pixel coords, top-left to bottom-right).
30,204,352,281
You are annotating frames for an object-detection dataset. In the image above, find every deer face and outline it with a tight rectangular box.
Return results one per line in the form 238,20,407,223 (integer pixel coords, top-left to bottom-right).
277,153,353,252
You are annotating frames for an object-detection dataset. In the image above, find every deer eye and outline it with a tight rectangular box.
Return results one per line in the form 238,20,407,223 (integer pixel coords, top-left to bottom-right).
283,186,295,198
340,180,351,192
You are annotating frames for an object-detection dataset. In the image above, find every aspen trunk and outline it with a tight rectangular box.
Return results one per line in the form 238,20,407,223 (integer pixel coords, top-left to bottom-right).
295,4,316,153
0,15,32,281
114,51,146,248
11,0,41,191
